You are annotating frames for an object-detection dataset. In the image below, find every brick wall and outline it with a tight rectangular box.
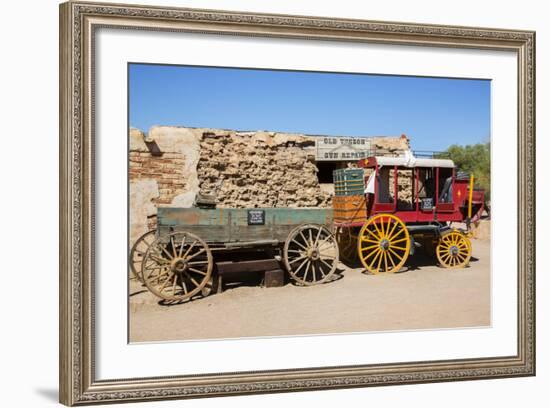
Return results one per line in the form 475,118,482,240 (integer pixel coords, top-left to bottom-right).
129,151,188,205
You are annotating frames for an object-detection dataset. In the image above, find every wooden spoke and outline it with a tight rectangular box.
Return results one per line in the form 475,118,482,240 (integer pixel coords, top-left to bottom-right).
386,251,397,269
171,273,178,294
388,227,406,240
386,221,399,242
284,224,339,286
294,257,309,275
187,275,201,288
302,260,310,282
309,262,316,282
319,257,334,271
358,214,410,274
364,247,381,262
291,238,308,251
361,243,380,252
159,244,174,260
289,255,307,264
361,238,380,245
314,226,323,246
372,222,384,239
170,235,177,258
390,237,409,245
141,231,213,301
316,239,334,252
186,248,206,261
176,234,185,258
299,230,309,246
390,245,408,251
182,240,197,259
368,249,382,271
188,267,207,276
436,231,472,269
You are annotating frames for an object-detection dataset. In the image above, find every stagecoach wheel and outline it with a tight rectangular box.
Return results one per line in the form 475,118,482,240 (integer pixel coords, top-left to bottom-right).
141,231,213,301
284,224,339,286
128,229,156,283
335,226,359,264
436,231,472,269
357,214,410,274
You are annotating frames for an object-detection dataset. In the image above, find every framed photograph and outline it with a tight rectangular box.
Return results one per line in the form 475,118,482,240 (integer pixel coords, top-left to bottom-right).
59,1,535,405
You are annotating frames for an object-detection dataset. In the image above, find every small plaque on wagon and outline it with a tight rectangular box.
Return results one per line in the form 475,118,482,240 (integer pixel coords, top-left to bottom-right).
247,209,265,225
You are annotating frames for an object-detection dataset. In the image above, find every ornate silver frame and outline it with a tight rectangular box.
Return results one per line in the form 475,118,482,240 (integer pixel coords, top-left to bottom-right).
59,1,535,405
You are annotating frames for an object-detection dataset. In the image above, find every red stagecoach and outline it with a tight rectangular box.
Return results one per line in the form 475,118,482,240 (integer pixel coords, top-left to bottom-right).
332,153,485,273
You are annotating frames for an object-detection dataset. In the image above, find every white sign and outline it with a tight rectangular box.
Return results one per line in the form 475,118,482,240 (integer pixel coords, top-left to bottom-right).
315,136,372,161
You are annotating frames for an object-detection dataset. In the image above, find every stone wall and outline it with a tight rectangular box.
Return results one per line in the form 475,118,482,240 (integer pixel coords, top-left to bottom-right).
197,131,330,208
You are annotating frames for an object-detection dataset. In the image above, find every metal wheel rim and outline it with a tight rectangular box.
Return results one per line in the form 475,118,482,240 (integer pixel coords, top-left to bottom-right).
128,229,157,283
284,224,339,286
357,214,410,274
141,231,213,301
436,231,472,269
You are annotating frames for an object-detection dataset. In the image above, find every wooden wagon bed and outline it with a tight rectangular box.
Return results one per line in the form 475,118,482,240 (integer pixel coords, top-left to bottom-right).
157,207,333,246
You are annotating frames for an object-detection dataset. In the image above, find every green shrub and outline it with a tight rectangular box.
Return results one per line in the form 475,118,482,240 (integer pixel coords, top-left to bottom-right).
439,143,491,200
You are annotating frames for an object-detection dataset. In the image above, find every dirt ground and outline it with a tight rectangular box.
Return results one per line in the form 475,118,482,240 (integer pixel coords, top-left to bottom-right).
129,238,490,343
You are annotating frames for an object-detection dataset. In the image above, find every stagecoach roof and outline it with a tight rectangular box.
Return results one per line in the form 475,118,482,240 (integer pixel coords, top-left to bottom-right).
367,156,455,168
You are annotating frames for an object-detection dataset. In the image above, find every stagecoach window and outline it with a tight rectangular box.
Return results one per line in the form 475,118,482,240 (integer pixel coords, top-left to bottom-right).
396,169,414,210
438,168,453,203
377,167,393,203
418,168,435,199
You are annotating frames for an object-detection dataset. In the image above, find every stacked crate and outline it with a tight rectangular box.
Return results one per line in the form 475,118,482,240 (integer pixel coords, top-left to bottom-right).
332,168,367,224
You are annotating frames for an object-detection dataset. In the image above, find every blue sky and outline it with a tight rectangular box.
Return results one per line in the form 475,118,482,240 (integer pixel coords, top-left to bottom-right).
129,63,490,152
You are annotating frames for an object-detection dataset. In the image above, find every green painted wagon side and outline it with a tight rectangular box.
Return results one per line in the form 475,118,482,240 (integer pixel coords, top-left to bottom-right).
157,207,333,244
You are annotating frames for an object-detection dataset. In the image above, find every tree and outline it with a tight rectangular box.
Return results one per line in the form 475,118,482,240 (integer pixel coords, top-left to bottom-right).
441,143,491,200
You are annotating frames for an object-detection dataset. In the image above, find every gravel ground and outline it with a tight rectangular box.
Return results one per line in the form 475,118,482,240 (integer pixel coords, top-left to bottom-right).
129,238,490,342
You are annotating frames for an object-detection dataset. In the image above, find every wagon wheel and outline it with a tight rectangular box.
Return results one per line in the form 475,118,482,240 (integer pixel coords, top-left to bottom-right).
141,231,213,301
284,224,339,286
128,229,156,283
357,214,410,274
335,226,359,265
436,230,472,269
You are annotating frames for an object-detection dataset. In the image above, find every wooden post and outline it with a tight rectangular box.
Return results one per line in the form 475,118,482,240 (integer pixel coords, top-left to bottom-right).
394,165,398,212
468,174,474,219
415,168,419,212
435,168,439,206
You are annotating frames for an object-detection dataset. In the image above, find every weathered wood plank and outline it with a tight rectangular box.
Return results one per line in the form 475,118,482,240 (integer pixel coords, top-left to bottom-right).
157,208,333,244
215,259,281,275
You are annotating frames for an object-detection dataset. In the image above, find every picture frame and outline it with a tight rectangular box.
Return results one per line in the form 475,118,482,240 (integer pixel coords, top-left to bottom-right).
59,1,535,405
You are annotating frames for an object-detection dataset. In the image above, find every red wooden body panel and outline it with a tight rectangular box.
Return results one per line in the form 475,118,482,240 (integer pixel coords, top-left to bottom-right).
334,156,485,228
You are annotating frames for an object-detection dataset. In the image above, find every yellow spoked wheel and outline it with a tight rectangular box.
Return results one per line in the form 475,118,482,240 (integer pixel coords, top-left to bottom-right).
436,231,472,269
357,214,410,274
335,226,359,265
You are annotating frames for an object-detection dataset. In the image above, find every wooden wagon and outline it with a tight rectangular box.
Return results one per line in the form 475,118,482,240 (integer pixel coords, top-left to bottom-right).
130,207,339,301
